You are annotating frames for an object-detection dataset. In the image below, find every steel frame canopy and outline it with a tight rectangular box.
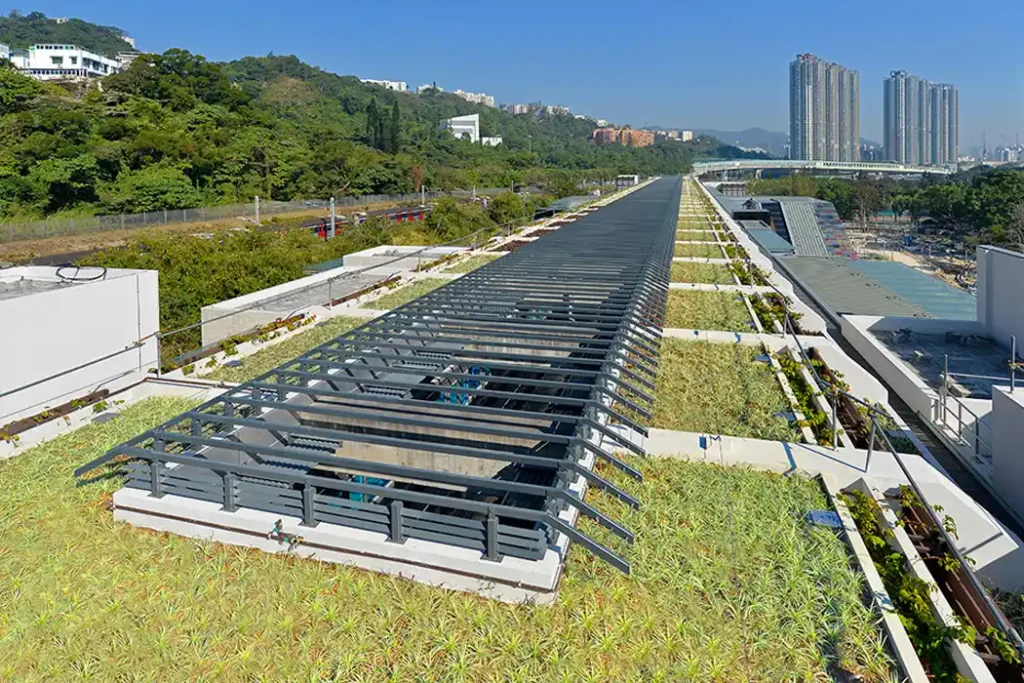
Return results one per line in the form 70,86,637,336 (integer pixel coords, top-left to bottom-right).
78,177,682,574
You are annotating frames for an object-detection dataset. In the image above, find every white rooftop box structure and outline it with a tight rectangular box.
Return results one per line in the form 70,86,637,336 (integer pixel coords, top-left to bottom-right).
0,265,158,425
440,114,480,143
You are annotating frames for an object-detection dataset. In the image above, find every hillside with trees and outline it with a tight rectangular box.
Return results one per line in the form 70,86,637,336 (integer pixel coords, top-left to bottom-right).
0,11,134,57
0,25,757,223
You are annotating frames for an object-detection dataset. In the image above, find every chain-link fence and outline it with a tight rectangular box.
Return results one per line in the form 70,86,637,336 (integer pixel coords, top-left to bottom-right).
0,188,520,244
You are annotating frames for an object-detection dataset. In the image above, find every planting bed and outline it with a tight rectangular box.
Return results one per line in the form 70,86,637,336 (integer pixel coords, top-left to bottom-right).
665,290,754,332
498,239,534,253
0,406,892,681
674,243,725,259
206,316,363,383
368,278,448,310
669,262,734,284
443,253,502,274
649,339,799,440
843,489,971,681
775,351,836,446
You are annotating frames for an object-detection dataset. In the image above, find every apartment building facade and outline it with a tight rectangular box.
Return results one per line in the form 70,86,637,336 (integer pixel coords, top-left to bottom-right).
789,53,860,161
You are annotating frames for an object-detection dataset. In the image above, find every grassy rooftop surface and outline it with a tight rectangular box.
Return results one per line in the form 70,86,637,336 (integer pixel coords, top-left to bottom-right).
368,278,449,310
649,339,798,441
0,398,890,681
206,316,364,383
669,262,734,284
444,254,503,274
664,290,754,332
674,243,726,259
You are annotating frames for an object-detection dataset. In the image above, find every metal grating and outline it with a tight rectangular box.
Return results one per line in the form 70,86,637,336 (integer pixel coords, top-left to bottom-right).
780,202,830,257
76,177,682,574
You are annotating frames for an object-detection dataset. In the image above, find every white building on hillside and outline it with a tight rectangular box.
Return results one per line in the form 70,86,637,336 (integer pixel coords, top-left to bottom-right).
454,90,496,108
360,78,408,92
439,113,503,146
417,83,443,94
9,44,122,80
0,43,10,62
440,113,480,143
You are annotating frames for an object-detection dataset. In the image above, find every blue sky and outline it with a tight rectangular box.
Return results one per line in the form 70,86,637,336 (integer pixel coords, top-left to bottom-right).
8,0,1022,148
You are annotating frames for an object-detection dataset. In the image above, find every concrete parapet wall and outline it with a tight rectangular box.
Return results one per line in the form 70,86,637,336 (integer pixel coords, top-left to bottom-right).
0,267,159,424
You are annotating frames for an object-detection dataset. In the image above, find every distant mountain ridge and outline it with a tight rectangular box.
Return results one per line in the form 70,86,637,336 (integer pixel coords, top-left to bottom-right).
0,11,134,57
694,127,882,157
694,128,789,156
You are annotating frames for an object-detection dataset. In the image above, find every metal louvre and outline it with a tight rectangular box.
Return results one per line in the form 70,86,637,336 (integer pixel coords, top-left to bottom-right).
77,177,682,574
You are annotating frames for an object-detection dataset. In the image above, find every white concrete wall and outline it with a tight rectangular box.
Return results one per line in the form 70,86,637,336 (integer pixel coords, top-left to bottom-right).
992,386,1024,522
0,267,158,423
842,315,942,421
977,246,1024,346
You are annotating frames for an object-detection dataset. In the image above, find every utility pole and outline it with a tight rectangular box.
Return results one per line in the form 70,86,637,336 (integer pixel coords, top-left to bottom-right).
329,197,336,239
255,196,260,224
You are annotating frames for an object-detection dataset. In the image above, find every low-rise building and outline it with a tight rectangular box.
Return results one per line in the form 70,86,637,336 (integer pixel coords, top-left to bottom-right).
439,113,502,146
505,104,530,115
545,105,571,116
454,90,496,108
592,126,654,147
360,78,408,92
417,83,443,94
592,127,620,145
621,129,655,147
9,43,122,80
440,113,481,143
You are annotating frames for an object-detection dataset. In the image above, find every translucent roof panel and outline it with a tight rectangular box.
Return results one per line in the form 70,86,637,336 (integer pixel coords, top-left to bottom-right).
846,260,976,320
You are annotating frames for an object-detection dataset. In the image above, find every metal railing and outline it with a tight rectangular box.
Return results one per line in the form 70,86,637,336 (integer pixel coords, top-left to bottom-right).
0,188,527,243
740,251,1024,661
0,190,630,427
71,177,677,573
936,336,1020,462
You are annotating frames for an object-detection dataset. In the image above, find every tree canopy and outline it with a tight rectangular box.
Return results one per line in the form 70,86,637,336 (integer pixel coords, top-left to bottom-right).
0,45,761,221
748,168,1024,247
0,11,134,57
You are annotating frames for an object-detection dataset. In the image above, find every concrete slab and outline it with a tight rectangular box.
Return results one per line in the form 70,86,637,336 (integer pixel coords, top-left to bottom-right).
113,487,562,604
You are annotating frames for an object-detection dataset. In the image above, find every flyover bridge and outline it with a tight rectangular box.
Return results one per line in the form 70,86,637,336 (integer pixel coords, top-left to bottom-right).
695,159,954,177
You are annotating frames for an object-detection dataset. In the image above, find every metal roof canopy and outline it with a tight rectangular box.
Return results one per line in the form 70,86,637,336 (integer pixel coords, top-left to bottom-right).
77,177,683,574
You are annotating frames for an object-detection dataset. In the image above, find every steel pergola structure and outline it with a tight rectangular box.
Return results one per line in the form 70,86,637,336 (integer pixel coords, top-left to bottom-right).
77,177,682,574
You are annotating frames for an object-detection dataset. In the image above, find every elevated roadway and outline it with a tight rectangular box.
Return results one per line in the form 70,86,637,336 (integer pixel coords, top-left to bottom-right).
694,159,954,177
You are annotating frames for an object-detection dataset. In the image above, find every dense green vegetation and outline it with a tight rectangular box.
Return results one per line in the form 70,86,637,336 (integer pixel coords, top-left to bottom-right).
748,169,1024,248
82,196,507,360
650,340,797,441
0,17,757,224
0,10,134,57
0,398,892,680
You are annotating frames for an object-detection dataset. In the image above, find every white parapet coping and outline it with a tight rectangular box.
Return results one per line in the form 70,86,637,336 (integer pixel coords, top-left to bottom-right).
672,257,730,265
668,282,775,294
847,479,998,683
820,476,930,683
1,379,222,461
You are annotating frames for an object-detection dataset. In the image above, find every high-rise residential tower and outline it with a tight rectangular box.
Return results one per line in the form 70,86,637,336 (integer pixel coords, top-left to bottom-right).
789,54,860,161
884,71,957,165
